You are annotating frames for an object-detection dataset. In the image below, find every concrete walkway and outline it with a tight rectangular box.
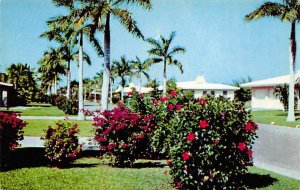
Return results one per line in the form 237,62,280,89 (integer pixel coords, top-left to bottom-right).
20,116,94,120
18,123,300,180
253,124,300,180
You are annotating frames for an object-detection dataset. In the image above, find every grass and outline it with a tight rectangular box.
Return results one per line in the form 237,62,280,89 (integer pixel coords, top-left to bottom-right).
9,106,68,116
0,148,299,190
252,110,300,127
24,120,94,136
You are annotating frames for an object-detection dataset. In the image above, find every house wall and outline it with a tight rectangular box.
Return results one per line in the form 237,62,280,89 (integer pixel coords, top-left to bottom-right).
184,89,235,100
251,87,284,110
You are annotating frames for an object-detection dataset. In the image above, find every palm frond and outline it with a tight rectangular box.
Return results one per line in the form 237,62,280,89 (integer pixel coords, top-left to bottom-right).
168,46,186,56
245,2,285,22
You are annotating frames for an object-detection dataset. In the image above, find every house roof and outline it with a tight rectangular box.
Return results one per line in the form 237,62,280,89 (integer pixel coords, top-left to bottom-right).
176,76,239,91
240,72,300,88
0,82,13,87
115,83,154,94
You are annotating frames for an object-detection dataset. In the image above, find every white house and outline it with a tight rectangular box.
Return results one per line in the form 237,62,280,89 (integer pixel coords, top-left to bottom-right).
176,76,239,100
240,72,300,110
114,83,155,96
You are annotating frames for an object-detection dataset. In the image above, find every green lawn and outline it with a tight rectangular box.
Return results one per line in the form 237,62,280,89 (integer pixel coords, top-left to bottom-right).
24,120,94,136
10,106,68,116
252,110,300,127
0,149,299,190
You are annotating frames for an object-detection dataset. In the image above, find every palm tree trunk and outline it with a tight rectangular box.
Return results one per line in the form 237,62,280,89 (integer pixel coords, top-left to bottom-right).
94,87,97,102
101,13,111,110
287,22,296,122
163,59,167,94
78,32,85,120
139,74,142,93
110,78,113,103
121,85,124,101
54,75,57,95
66,61,71,99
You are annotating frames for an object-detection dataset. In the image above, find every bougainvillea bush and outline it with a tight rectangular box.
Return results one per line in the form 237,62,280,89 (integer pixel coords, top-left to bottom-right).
42,120,81,166
93,103,155,167
0,112,27,169
166,96,257,189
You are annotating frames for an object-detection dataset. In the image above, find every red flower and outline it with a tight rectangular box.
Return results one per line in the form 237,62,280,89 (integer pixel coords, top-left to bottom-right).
139,93,144,98
198,98,206,105
177,182,182,189
153,100,158,106
143,126,149,131
128,92,132,96
160,96,168,102
176,104,182,111
182,152,190,161
245,122,252,131
247,149,253,157
121,143,128,149
164,170,168,175
168,104,175,110
199,120,208,129
170,90,177,97
187,133,195,142
238,142,246,151
166,160,172,166
139,134,145,139
214,140,219,145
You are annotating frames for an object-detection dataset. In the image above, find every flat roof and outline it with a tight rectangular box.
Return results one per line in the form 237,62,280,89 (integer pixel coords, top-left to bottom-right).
176,81,239,91
0,82,13,87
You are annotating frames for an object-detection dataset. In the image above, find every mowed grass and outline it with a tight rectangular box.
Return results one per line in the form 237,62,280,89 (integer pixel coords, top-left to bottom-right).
24,120,94,136
11,106,68,116
252,110,300,127
0,150,299,190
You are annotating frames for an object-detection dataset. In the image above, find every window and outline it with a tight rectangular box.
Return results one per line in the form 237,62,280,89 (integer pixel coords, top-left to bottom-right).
203,91,207,95
211,91,215,96
223,91,227,97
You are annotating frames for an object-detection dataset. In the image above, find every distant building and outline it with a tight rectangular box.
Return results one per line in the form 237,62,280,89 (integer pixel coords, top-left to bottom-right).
0,82,13,108
176,76,239,100
240,73,300,110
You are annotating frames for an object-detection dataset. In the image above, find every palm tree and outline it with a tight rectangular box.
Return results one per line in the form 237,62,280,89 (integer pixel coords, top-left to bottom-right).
246,0,300,121
111,56,134,100
132,56,154,93
58,0,152,110
147,31,186,94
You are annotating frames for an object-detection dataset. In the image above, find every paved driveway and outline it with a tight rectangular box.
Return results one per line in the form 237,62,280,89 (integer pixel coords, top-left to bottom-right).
253,124,300,180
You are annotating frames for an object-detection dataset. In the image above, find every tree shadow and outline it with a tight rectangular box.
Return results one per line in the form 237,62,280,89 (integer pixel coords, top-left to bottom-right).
241,173,278,189
132,161,165,169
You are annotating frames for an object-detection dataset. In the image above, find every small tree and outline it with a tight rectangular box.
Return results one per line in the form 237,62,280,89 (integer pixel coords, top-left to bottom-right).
233,77,252,103
273,84,289,110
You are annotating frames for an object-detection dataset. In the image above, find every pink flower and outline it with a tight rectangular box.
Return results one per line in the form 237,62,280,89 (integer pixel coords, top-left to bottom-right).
199,120,208,129
182,152,190,161
139,93,144,98
184,165,188,172
214,140,219,145
238,142,246,151
170,90,177,97
176,104,182,111
121,143,128,149
143,126,149,131
187,133,195,142
177,182,182,189
160,96,168,102
245,122,252,131
168,104,175,111
153,100,158,106
128,92,132,96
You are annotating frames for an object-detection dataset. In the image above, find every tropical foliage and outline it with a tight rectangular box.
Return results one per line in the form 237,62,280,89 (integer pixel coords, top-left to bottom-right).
233,77,252,103
246,0,300,121
147,31,186,94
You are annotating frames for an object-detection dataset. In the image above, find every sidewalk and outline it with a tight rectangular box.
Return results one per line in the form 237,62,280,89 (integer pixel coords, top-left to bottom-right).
20,116,94,120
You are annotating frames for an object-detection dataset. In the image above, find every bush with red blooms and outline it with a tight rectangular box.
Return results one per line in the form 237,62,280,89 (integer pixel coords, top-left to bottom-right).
166,96,258,189
0,112,27,169
42,120,81,166
93,103,155,167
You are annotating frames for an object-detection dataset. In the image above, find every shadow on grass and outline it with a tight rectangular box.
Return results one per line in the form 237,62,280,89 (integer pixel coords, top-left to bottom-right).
2,148,101,171
242,173,278,189
132,161,165,169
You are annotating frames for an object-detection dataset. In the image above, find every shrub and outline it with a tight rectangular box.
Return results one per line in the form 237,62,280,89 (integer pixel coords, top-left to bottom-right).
53,96,78,115
0,112,27,169
93,103,155,167
42,120,81,166
166,96,257,189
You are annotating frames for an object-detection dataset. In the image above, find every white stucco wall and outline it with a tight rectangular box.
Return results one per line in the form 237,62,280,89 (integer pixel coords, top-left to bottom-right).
184,89,235,100
251,87,284,110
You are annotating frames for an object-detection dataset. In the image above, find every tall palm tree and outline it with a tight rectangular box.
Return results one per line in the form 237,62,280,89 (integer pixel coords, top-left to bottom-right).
132,56,154,92
246,0,300,121
111,55,134,100
147,31,186,94
58,0,152,110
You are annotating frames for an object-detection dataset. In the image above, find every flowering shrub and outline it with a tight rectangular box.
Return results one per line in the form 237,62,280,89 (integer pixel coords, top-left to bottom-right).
55,96,78,115
42,120,81,165
93,103,155,167
167,96,257,189
0,112,27,169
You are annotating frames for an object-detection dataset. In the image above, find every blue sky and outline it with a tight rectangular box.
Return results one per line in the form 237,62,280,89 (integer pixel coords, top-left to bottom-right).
1,0,300,87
